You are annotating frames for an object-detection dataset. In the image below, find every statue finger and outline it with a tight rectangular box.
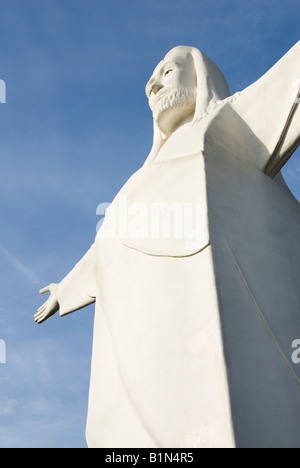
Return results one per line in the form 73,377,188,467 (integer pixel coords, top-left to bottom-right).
34,311,44,321
36,312,47,324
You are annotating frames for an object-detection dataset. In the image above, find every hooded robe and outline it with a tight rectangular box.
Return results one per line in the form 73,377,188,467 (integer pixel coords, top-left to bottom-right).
56,43,300,448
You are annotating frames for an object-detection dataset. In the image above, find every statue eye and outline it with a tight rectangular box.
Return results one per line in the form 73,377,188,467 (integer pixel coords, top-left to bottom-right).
164,69,173,77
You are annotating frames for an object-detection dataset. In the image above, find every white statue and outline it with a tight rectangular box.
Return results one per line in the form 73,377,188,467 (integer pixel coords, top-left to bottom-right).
35,43,300,448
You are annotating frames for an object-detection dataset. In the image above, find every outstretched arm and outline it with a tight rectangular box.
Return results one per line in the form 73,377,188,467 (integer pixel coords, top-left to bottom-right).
231,41,300,178
34,244,96,324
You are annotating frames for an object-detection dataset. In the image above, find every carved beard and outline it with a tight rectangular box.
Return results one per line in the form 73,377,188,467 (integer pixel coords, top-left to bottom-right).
152,87,196,123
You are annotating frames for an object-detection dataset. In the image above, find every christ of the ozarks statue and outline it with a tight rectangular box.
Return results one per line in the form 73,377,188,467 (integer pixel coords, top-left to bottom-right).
35,43,300,448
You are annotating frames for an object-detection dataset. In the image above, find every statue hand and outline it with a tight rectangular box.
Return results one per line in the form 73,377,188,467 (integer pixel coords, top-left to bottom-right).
34,283,59,324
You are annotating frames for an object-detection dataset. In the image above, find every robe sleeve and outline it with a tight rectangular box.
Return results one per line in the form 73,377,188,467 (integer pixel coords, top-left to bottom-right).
230,41,300,178
57,244,96,317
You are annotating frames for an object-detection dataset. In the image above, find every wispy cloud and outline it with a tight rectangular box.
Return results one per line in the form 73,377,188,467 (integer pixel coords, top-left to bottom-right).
0,245,41,285
0,397,18,416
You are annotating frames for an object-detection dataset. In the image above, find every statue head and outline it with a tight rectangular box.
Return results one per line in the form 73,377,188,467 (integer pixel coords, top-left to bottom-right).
145,46,230,163
146,48,197,138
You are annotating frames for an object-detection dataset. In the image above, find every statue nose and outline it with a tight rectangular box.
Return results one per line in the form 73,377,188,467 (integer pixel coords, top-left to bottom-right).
151,82,163,95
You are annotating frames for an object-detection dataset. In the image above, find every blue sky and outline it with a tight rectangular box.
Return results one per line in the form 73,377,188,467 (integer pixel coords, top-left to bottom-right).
0,0,299,448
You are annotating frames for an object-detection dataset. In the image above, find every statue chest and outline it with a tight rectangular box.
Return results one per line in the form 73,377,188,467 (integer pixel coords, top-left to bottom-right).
98,152,210,257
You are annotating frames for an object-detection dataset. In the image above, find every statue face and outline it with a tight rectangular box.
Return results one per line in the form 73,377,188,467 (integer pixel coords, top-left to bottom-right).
146,49,197,135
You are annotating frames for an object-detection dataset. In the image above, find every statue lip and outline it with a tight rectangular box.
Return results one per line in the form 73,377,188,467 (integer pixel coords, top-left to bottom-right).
152,88,170,106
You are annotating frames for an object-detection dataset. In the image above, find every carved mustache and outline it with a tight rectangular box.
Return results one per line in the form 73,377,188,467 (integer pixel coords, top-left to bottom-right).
151,87,196,114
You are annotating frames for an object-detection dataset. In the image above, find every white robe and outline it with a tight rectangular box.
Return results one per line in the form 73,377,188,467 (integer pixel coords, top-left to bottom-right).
56,42,300,448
